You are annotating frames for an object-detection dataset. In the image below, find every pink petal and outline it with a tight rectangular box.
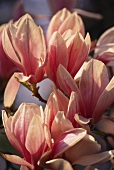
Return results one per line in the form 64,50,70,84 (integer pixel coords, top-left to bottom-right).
93,76,114,123
94,26,114,58
11,103,40,147
74,150,114,166
44,123,52,149
51,111,74,141
66,32,91,77
57,64,80,96
97,27,114,45
74,62,87,82
46,32,68,84
46,158,74,170
10,103,41,163
66,92,85,126
10,14,46,76
44,92,59,129
85,33,91,51
25,114,45,159
66,32,84,75
74,114,90,127
2,110,23,155
14,72,32,82
53,89,69,113
62,29,76,41
4,74,20,107
97,50,114,64
74,114,91,133
0,153,33,169
59,12,85,36
79,59,109,118
39,150,51,168
51,128,87,158
64,134,101,165
2,24,24,72
35,64,45,83
14,72,37,83
0,24,17,79
46,8,71,42
70,43,88,78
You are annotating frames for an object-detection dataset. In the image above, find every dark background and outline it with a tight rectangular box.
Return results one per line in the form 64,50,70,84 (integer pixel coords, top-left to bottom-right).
1,0,114,40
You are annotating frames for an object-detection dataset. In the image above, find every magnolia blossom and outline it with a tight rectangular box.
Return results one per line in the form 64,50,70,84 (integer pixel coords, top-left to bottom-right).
57,59,114,123
2,14,46,84
44,93,100,160
2,103,47,170
1,7,114,170
2,100,101,170
45,89,89,129
93,27,114,78
42,92,114,168
2,95,114,169
46,8,85,42
0,24,17,80
94,26,114,65
46,30,91,86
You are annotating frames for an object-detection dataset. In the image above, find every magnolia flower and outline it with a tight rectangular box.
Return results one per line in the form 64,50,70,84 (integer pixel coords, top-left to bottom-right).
2,14,46,84
42,92,114,169
46,30,91,86
0,24,17,80
48,128,101,167
2,95,114,170
94,26,114,65
2,98,100,170
46,89,89,129
46,8,85,42
57,59,114,124
2,103,47,170
93,27,114,78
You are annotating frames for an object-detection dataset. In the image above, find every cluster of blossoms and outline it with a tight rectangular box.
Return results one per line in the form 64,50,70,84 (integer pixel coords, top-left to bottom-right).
1,8,114,170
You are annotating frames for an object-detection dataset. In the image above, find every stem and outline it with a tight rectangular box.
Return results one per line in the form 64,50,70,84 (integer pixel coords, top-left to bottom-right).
20,81,32,91
31,84,47,104
5,107,13,117
20,82,47,103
